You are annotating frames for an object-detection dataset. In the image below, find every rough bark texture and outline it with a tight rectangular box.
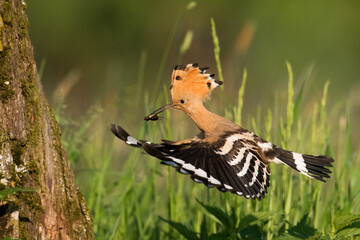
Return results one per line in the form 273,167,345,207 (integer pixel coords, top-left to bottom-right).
0,0,94,239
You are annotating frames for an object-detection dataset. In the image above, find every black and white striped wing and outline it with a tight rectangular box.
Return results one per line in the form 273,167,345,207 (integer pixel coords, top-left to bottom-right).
110,124,270,200
143,139,270,201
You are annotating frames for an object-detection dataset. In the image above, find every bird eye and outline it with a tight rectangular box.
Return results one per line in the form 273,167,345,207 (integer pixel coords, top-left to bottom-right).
180,99,185,104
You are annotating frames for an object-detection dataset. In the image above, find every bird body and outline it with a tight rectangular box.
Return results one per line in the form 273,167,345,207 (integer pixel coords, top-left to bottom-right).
111,63,334,200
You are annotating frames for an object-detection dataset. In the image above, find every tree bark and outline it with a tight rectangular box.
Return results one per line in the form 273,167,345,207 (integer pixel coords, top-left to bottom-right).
0,0,94,239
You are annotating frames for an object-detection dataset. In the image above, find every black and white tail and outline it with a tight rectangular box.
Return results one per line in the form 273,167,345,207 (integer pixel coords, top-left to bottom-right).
267,147,334,182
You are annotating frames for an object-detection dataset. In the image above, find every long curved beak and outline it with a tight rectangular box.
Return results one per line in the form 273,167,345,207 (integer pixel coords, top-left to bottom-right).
144,103,175,121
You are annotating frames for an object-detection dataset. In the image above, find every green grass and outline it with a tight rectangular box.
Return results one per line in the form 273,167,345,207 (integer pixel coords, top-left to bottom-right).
54,21,360,240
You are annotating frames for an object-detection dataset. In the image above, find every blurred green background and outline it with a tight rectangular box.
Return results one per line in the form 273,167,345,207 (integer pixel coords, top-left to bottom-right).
25,1,360,238
27,0,360,116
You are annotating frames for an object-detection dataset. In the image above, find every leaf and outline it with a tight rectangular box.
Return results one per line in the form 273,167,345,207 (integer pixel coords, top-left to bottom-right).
207,231,231,240
200,217,208,240
240,224,265,240
237,214,258,231
287,214,318,239
197,199,233,229
159,217,199,240
334,214,360,232
0,187,35,201
274,218,287,237
336,220,360,237
238,212,277,231
278,232,325,240
277,233,298,240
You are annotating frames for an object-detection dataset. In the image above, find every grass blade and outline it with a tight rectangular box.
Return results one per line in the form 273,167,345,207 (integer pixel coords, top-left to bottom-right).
285,61,294,141
211,18,224,86
234,68,247,125
292,62,315,131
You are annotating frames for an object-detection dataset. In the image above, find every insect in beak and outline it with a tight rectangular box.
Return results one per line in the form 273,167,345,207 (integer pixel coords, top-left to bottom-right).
144,103,174,121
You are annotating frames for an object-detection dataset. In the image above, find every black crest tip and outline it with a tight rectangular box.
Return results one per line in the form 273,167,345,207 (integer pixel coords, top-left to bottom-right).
174,64,186,70
199,66,210,72
215,80,223,85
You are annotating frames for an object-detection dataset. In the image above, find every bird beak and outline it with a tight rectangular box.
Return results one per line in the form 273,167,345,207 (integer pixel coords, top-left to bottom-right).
144,103,175,121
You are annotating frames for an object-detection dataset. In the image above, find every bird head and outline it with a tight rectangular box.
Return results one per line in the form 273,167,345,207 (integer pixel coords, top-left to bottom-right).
145,63,222,120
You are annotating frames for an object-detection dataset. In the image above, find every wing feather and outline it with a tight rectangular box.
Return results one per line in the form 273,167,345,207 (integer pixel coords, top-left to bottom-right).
111,124,270,200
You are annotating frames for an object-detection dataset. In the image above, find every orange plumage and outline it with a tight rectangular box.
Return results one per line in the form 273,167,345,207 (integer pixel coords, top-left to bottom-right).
170,64,222,103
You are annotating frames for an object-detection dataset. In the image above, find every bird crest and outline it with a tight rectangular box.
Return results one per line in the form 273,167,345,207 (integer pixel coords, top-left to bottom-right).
170,63,223,102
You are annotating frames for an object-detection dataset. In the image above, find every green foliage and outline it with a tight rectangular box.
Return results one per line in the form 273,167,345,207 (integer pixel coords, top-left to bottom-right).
197,199,234,229
162,200,276,239
332,212,360,238
286,214,318,239
160,217,199,240
336,222,360,238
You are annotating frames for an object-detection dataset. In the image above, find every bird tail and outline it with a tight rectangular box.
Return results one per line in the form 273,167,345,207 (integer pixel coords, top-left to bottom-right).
269,148,334,182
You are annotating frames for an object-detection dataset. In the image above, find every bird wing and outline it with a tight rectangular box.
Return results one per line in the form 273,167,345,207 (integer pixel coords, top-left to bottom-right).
153,130,271,200
110,124,270,200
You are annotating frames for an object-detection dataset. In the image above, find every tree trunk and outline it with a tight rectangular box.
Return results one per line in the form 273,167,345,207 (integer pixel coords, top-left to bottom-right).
0,0,94,239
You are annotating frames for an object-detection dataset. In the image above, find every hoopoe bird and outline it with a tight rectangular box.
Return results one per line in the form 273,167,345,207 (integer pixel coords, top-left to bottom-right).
110,63,334,200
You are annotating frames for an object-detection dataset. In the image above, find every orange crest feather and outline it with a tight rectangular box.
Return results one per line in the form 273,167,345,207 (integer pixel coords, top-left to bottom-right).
170,63,222,102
